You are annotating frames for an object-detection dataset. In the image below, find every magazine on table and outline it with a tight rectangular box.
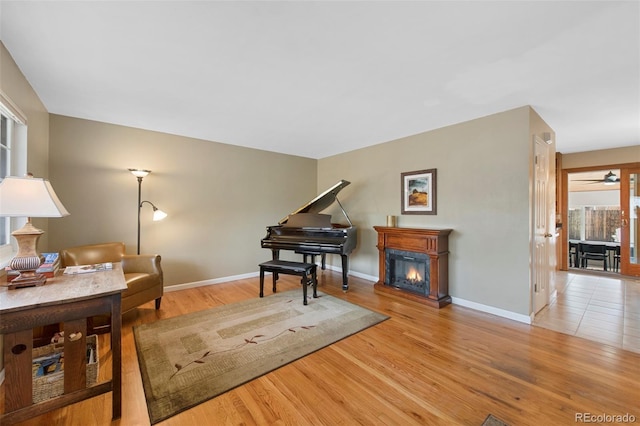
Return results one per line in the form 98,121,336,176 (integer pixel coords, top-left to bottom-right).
63,262,113,275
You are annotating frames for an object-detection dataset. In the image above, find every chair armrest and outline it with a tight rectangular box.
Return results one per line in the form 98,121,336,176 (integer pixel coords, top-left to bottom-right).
121,254,163,277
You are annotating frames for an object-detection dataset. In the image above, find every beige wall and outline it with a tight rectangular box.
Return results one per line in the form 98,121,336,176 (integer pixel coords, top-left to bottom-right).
561,145,640,169
48,108,555,317
48,115,317,286
319,106,551,316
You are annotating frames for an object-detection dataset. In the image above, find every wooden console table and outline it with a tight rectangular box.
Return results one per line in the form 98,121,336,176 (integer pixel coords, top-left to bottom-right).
0,263,127,425
374,226,452,308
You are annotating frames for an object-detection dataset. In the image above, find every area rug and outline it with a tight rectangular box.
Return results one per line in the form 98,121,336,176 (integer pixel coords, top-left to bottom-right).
482,414,510,426
133,290,389,424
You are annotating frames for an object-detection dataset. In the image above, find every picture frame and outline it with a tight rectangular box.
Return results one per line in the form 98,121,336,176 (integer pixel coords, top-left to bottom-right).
401,168,437,215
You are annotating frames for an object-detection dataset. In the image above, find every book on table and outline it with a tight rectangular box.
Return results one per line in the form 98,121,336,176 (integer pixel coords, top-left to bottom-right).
5,252,61,281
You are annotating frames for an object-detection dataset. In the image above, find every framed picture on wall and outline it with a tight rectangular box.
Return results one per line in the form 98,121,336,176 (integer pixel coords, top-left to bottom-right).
401,168,437,215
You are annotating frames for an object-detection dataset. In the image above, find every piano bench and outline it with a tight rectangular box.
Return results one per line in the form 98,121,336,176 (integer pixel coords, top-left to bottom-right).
259,260,318,305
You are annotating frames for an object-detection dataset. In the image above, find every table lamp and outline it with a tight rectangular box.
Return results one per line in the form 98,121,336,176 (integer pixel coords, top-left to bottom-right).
0,174,70,289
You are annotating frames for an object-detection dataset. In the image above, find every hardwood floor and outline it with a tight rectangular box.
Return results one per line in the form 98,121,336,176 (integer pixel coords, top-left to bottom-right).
3,270,639,425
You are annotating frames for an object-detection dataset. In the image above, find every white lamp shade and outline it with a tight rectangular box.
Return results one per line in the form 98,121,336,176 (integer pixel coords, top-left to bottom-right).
129,168,151,178
0,176,70,217
152,208,168,221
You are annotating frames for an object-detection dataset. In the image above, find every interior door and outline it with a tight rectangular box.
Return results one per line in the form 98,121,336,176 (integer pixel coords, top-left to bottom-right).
533,136,555,314
620,167,640,276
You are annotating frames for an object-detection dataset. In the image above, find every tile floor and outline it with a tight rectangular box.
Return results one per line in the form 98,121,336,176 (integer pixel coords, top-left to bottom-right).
534,271,640,354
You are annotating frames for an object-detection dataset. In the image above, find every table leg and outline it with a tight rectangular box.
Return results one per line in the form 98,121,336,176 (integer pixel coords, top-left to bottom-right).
3,329,33,412
111,295,122,419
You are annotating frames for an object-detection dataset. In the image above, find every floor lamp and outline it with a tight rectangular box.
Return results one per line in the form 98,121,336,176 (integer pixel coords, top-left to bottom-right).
0,174,70,289
129,169,167,255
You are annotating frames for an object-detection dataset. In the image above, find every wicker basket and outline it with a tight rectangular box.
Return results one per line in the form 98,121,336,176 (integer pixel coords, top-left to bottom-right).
32,334,99,403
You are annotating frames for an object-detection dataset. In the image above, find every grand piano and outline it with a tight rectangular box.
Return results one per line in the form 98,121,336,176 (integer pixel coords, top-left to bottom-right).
261,180,357,291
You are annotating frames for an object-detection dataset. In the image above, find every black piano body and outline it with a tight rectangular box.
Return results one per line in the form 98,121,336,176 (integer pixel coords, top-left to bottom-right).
261,180,357,291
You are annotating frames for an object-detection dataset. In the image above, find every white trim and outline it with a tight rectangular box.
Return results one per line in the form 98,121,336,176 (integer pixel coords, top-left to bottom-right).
327,265,530,324
164,268,531,325
451,296,532,324
163,264,379,293
322,263,377,283
164,271,260,292
0,90,27,125
345,270,377,283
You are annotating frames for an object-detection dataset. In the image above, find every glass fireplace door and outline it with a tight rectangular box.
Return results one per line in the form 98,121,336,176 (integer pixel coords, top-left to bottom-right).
385,249,430,296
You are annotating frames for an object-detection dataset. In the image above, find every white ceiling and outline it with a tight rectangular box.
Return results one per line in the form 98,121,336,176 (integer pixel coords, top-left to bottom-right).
1,1,638,159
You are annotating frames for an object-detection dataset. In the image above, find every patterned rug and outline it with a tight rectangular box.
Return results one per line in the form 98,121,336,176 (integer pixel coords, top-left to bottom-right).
133,290,389,424
482,414,510,425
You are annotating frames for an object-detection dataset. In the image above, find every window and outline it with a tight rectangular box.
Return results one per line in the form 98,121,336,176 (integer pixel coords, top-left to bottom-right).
568,206,621,242
0,92,28,262
568,170,621,243
1,112,11,247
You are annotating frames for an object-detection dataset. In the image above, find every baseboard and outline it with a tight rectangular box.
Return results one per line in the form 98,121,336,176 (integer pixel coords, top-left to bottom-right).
165,263,378,293
164,271,260,292
343,267,531,324
451,297,532,324
322,264,377,284
164,268,530,325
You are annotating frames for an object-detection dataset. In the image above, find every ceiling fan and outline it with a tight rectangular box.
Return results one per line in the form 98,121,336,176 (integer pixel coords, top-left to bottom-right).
575,171,620,185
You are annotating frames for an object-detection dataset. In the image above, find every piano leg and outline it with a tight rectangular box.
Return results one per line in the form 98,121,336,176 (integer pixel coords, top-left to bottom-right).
301,272,308,305
299,252,326,270
259,267,264,298
341,255,349,292
271,249,280,281
311,267,318,298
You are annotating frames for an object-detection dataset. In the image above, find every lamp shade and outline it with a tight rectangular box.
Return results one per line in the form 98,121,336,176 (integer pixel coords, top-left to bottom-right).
0,176,70,217
129,168,151,178
152,208,168,221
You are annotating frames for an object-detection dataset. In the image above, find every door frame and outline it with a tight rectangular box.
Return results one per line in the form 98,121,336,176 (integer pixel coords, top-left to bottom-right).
560,161,640,274
620,166,640,276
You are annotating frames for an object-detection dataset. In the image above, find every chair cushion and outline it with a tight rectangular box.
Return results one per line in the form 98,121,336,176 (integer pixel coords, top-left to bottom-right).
124,272,160,295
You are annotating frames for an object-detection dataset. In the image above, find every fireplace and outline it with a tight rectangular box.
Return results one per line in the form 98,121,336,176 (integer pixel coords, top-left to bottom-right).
374,226,452,308
385,249,430,296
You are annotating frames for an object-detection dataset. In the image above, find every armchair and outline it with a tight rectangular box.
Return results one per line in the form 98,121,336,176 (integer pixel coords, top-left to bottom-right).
59,242,163,332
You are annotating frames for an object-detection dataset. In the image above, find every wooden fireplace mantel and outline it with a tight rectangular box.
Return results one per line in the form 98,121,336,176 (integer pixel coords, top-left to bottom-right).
373,226,452,308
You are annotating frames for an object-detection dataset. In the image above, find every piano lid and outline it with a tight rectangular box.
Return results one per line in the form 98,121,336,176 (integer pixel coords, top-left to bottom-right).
279,180,351,225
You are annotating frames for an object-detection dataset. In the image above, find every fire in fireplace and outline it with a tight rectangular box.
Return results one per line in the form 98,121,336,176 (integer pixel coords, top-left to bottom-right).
374,226,451,308
385,248,430,296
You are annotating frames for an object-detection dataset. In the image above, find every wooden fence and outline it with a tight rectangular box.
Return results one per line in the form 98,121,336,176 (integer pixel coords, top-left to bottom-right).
568,207,621,242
